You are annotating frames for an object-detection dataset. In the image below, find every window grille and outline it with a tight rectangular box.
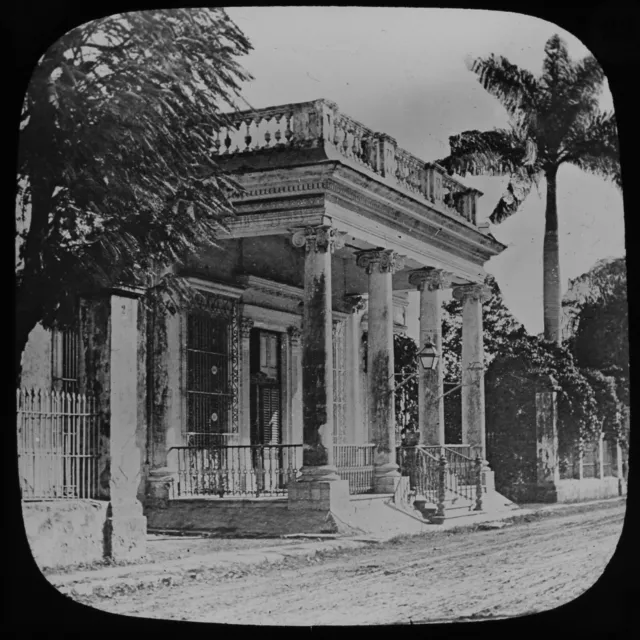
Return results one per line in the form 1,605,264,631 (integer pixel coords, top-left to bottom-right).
333,320,347,444
185,293,239,447
53,326,81,394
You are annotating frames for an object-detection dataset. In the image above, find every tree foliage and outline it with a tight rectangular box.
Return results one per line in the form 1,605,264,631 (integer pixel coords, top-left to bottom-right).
16,8,252,376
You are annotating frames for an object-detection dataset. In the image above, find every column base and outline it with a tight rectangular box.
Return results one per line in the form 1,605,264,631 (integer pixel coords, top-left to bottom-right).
481,463,495,493
105,500,147,561
374,462,401,494
145,467,176,509
288,478,350,511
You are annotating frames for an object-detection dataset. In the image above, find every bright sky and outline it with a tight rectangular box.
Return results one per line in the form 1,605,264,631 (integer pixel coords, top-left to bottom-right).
226,7,625,335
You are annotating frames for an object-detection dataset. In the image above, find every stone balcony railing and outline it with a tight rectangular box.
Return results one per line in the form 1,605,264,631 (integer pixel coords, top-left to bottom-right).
212,99,481,226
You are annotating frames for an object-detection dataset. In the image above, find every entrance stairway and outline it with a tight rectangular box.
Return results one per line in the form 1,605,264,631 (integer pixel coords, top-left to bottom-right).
396,445,518,524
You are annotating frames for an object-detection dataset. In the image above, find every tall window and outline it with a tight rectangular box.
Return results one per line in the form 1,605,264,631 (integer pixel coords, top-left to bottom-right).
52,326,81,394
185,294,239,447
250,330,282,445
333,321,347,444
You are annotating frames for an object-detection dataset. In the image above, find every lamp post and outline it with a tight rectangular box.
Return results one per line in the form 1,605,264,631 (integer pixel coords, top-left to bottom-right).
390,339,439,395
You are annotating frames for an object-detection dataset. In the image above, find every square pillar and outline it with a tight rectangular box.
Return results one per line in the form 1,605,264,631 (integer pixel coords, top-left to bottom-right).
535,379,561,501
356,249,405,493
105,288,147,561
239,317,254,446
452,283,491,460
409,268,452,446
290,225,346,482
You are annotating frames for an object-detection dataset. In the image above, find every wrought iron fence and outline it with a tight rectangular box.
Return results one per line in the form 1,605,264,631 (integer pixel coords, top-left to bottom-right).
168,444,302,498
334,444,376,494
17,388,100,500
422,446,477,499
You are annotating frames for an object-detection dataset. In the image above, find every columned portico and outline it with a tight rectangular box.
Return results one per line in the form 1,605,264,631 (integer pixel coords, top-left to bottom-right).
356,249,405,493
452,283,491,460
409,268,452,446
291,225,346,481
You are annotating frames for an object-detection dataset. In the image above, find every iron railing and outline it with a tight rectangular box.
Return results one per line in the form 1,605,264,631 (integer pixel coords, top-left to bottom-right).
397,445,439,503
168,444,302,498
397,445,481,508
17,388,100,500
334,444,376,494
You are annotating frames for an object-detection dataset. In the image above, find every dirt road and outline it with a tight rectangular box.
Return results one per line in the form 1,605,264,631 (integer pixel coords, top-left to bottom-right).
79,501,625,625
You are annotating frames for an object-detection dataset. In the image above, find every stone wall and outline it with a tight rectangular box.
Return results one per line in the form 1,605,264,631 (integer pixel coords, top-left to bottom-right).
502,477,624,504
146,499,340,536
22,500,110,569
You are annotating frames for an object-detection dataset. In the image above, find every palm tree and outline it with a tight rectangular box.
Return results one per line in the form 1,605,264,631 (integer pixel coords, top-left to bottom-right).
438,34,621,344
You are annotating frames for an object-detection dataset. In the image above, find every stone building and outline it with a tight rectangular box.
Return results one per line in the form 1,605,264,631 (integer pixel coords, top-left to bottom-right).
18,99,511,566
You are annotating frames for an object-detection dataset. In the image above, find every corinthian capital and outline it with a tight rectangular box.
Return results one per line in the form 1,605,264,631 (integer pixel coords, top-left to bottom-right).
344,294,367,314
355,249,405,274
291,225,346,253
452,283,491,303
408,267,453,291
287,326,302,346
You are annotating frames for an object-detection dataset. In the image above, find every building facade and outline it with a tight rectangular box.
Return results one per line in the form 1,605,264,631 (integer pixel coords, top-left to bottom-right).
18,99,509,564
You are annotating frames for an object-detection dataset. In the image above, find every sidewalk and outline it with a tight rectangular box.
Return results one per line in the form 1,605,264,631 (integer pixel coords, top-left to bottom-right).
47,496,625,598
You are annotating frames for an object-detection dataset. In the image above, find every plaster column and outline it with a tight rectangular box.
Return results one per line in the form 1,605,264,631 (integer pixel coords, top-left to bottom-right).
106,289,147,561
239,317,254,446
452,283,491,460
288,326,303,471
357,249,405,493
409,268,452,447
345,295,366,444
291,225,346,480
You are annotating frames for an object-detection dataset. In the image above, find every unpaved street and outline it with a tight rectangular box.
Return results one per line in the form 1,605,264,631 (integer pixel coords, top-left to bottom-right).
79,501,625,625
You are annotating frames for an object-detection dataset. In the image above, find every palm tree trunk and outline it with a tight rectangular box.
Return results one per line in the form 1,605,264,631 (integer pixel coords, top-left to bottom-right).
543,167,562,344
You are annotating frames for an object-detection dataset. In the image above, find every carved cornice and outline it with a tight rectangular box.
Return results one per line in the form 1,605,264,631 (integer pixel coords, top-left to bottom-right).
291,225,347,254
238,275,304,302
452,283,492,303
287,326,302,346
408,267,453,291
355,249,405,274
240,317,254,338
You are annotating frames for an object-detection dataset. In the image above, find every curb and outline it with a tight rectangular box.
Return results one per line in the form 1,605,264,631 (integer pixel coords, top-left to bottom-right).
50,497,625,599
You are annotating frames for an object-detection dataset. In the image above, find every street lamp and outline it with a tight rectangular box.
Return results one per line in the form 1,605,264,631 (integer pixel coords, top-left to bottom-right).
389,340,440,395
417,340,438,371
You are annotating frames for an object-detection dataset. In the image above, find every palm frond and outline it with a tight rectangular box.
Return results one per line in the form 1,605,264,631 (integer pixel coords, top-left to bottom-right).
438,128,534,178
469,54,540,129
561,111,621,187
489,166,538,224
541,34,573,90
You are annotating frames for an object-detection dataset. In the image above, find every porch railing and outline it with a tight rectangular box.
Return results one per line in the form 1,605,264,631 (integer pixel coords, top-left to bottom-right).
212,99,481,226
17,388,100,500
334,444,376,494
397,446,439,504
168,444,302,498
422,445,477,499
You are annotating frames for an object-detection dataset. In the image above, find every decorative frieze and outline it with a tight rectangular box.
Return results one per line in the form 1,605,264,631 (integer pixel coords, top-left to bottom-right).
452,283,491,304
355,249,405,274
291,225,347,254
240,317,254,339
408,267,453,292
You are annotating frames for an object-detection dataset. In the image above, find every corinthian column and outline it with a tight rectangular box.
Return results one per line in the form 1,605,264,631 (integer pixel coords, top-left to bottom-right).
291,225,346,481
409,268,452,447
452,283,491,459
356,248,405,493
